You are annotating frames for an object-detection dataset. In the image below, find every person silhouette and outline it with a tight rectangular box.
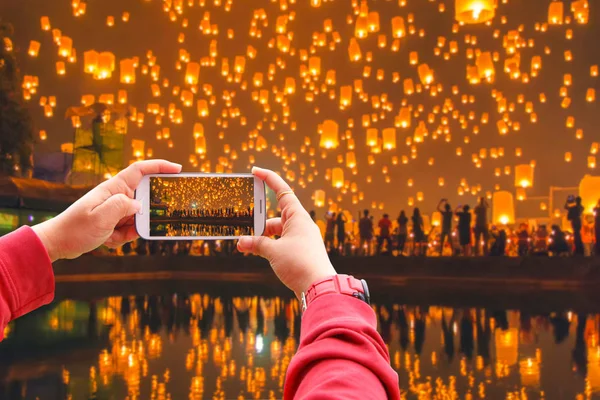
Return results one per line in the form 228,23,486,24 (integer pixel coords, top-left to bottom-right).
473,197,490,256
411,208,426,256
396,211,409,256
377,214,392,255
324,212,336,252
336,212,348,255
565,196,584,255
437,199,453,256
455,205,472,256
359,209,373,256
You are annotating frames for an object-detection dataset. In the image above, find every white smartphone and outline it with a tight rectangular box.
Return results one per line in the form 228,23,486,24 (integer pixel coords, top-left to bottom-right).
135,173,266,240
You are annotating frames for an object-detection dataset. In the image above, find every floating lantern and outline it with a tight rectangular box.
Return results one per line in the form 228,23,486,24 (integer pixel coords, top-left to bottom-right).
579,175,600,213
493,191,515,225
119,58,136,84
548,2,564,25
320,120,339,149
382,128,396,150
28,41,41,57
455,0,496,24
185,62,200,85
56,61,66,75
515,164,534,188
332,168,344,188
314,190,325,207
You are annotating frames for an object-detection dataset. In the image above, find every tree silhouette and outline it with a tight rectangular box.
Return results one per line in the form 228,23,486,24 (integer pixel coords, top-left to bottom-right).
0,21,34,176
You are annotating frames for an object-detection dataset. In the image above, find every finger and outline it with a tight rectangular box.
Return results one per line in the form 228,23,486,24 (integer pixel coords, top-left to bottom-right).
91,193,141,227
105,225,139,248
252,166,300,210
264,218,283,237
114,159,182,193
237,235,275,258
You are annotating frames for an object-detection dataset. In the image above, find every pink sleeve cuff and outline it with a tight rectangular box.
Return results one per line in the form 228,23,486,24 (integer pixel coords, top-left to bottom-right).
0,226,55,333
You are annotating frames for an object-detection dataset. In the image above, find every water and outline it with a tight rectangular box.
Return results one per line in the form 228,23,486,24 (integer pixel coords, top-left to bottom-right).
0,283,597,399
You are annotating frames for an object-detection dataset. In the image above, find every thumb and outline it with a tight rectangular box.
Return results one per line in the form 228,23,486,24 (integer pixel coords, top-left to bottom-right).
92,193,141,226
237,235,275,259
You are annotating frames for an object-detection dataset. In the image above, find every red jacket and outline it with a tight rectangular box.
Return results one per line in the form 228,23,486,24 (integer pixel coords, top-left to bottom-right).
0,227,400,399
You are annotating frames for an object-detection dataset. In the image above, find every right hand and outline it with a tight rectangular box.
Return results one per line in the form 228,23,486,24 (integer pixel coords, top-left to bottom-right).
237,167,337,298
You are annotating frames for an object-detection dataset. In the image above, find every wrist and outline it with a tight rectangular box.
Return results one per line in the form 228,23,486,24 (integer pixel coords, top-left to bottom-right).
32,219,61,262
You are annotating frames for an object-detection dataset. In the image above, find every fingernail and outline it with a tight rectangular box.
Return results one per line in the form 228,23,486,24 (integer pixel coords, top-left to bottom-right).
133,199,142,213
251,166,260,174
173,162,183,169
238,236,252,251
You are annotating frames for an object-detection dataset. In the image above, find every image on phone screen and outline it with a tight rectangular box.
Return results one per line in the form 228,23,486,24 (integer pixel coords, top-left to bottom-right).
149,176,255,237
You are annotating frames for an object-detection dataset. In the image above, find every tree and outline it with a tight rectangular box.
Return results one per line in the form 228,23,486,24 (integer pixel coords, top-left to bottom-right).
0,21,34,177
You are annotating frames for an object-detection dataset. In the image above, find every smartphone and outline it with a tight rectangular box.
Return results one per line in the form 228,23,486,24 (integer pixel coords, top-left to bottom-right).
135,173,266,240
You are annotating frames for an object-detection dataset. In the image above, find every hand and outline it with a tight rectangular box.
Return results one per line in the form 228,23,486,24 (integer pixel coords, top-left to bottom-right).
237,167,337,298
33,160,182,262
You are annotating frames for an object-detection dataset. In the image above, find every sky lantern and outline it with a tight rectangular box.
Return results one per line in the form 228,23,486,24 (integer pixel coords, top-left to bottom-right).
56,61,66,75
589,156,597,169
579,175,600,213
493,191,515,225
332,168,344,188
118,90,127,104
348,38,362,61
366,128,378,147
548,2,564,25
587,88,596,102
346,152,357,168
515,164,534,188
564,152,572,162
382,128,396,150
195,136,207,154
320,120,339,149
391,16,406,38
185,62,200,85
95,52,115,79
40,16,51,31
58,36,73,58
455,0,496,24
119,58,136,84
417,64,434,85
476,51,495,78
314,190,325,207
28,40,40,57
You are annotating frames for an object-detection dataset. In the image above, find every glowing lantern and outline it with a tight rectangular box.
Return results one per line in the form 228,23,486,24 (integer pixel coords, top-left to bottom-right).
56,61,66,75
520,358,540,388
587,88,596,102
455,0,496,24
320,120,339,149
346,152,357,168
106,16,114,27
592,65,599,77
516,188,527,201
119,59,136,84
476,51,495,78
589,156,597,169
83,50,99,74
493,191,515,225
332,168,344,188
314,190,325,207
417,64,434,85
431,211,442,227
579,175,600,213
118,90,127,104
58,36,73,58
348,38,362,61
565,152,572,162
185,62,200,85
382,128,396,150
96,52,115,80
39,130,47,141
340,85,352,107
81,95,94,106
366,128,378,147
391,16,406,38
28,41,40,57
195,136,207,154
40,16,51,31
515,164,534,188
308,56,321,76
548,2,564,25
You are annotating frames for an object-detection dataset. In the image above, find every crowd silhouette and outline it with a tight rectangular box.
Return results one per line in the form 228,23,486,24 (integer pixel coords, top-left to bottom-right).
316,196,600,257
165,207,253,219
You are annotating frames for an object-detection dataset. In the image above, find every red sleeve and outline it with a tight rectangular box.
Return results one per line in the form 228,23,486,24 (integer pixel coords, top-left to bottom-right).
284,294,400,400
0,226,55,340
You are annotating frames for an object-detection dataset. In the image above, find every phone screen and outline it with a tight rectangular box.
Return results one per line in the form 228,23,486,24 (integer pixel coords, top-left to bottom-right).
149,176,255,237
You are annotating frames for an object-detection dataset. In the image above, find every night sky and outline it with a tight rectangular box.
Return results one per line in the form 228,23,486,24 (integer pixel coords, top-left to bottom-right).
1,0,599,219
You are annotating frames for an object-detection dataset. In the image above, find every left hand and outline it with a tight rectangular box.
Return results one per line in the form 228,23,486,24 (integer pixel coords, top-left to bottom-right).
32,160,181,262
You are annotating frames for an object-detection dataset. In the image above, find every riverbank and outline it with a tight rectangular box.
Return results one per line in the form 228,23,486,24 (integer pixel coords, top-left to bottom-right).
53,255,600,310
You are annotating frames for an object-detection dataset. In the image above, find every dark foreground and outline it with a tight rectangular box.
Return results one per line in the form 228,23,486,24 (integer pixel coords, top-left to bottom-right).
1,278,599,399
